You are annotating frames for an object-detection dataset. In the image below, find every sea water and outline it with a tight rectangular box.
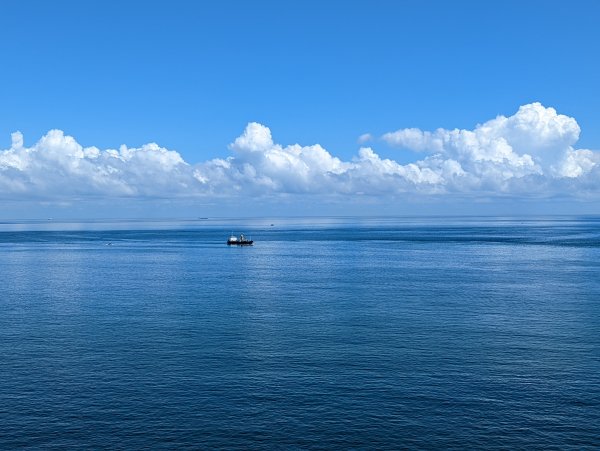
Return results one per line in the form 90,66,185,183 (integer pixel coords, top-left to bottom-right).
0,217,599,449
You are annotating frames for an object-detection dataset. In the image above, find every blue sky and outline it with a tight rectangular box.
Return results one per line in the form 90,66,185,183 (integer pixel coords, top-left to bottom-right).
1,1,600,217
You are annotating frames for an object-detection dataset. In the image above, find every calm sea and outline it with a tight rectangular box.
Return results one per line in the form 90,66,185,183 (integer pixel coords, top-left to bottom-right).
0,217,599,449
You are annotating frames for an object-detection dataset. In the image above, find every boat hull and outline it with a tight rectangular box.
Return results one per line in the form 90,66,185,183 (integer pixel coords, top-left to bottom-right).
227,240,253,246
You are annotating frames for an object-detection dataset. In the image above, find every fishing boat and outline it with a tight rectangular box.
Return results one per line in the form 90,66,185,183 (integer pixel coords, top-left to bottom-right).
227,233,253,246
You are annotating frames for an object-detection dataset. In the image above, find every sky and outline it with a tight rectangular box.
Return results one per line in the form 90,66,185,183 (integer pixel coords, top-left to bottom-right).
1,0,600,218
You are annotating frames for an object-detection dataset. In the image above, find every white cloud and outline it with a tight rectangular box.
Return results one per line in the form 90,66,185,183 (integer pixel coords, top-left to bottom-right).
558,148,600,178
383,103,580,170
357,133,373,144
0,129,194,199
382,102,598,194
0,103,599,204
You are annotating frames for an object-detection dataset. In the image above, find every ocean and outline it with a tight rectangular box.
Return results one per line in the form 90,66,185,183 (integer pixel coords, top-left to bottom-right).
0,217,599,449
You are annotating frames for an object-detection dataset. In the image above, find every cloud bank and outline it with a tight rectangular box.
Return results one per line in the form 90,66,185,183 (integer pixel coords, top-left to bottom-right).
1,103,599,204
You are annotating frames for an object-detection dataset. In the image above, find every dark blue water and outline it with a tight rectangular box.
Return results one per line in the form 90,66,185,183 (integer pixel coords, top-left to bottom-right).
1,217,599,449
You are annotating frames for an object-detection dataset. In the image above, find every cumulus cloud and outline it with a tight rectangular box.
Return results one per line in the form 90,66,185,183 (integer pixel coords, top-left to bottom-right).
0,129,193,199
382,102,599,194
193,122,456,196
383,103,580,173
1,103,599,203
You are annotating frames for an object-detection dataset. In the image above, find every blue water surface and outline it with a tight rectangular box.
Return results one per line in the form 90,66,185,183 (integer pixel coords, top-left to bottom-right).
0,217,599,449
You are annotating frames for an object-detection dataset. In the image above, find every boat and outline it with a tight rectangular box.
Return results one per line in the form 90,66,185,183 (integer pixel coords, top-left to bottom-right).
227,233,253,246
